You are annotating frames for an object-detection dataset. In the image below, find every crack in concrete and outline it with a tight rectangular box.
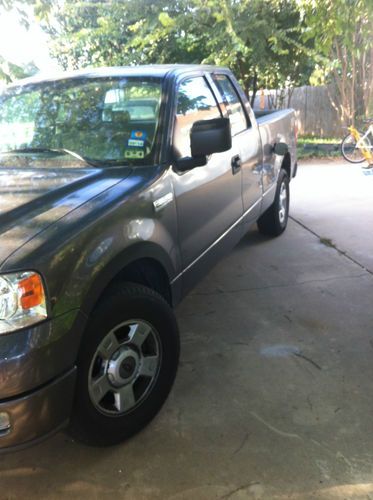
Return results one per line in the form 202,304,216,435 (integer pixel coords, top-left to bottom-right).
231,432,249,457
293,352,322,371
249,411,303,440
290,215,373,276
292,354,316,378
220,482,261,499
307,395,313,412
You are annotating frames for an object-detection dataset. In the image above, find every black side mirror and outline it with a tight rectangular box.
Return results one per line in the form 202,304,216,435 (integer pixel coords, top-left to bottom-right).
174,117,231,172
191,117,232,157
273,142,289,156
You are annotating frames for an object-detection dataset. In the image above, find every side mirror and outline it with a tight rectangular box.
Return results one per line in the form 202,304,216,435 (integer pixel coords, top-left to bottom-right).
273,142,289,156
191,117,232,157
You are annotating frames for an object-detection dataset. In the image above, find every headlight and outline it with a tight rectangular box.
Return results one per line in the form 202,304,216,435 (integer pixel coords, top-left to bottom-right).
0,272,47,334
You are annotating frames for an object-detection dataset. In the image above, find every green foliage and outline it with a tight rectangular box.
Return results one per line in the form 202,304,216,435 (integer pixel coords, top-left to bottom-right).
0,0,51,29
0,1,47,83
40,0,312,103
3,0,372,129
301,0,373,124
0,55,38,83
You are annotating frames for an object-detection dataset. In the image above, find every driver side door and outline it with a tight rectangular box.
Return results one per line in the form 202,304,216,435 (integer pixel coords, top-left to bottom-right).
170,74,244,294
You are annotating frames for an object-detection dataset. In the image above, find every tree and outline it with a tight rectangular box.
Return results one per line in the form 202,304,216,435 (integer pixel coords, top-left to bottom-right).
0,56,38,83
0,0,49,83
41,0,312,104
0,0,51,28
190,0,313,103
302,0,373,124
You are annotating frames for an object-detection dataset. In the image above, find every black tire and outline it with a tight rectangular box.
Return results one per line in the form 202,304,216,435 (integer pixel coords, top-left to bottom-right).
257,169,289,237
68,283,180,446
341,133,367,163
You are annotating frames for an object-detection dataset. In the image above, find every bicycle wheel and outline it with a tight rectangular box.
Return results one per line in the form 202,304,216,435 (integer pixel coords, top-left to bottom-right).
341,133,368,163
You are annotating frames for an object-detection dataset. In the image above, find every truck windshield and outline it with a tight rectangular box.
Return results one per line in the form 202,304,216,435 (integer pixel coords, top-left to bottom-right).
0,76,162,167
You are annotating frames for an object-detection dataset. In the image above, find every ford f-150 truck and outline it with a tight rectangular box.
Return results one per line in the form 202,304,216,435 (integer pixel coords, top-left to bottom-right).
0,65,297,450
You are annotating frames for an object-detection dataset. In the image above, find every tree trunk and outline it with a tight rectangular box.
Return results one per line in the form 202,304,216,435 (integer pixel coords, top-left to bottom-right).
250,71,258,108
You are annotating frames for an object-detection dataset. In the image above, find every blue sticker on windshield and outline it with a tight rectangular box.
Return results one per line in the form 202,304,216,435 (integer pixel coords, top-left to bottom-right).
130,130,147,140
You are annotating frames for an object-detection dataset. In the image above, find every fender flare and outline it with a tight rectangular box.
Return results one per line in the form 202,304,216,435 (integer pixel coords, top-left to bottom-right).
79,241,177,317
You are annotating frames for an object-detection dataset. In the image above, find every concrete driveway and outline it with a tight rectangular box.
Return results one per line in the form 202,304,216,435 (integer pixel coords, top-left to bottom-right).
1,160,373,499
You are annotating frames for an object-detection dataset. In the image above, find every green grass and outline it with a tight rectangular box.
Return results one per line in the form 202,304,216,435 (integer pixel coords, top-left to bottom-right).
297,135,340,144
297,135,341,159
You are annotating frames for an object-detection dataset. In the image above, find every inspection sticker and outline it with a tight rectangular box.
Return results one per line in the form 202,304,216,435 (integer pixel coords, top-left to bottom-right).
127,139,145,147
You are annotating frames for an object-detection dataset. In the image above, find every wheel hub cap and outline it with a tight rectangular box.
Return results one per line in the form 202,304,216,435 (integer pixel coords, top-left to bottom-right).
107,347,140,386
88,319,162,416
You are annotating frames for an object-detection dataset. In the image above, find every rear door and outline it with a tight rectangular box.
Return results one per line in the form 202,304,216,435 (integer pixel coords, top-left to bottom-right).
171,74,243,288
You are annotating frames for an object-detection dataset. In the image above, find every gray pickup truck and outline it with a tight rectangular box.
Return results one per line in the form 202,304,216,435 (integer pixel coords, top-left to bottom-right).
0,65,297,450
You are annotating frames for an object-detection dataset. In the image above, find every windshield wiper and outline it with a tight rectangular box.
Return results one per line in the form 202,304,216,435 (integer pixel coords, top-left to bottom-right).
0,147,99,167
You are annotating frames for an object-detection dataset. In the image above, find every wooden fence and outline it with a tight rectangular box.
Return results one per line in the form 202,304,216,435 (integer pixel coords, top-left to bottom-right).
253,85,345,138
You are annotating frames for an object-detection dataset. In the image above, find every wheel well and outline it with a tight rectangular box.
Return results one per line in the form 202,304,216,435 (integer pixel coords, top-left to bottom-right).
107,258,172,305
281,153,291,179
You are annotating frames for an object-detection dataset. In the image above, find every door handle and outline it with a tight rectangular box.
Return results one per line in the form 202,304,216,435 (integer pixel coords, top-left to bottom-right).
231,154,241,174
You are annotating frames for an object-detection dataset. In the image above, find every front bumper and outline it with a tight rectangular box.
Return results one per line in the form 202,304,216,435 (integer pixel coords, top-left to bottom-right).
0,309,86,450
0,367,76,451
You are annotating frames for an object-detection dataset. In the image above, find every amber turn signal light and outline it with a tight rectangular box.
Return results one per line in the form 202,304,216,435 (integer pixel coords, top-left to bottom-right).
18,273,45,310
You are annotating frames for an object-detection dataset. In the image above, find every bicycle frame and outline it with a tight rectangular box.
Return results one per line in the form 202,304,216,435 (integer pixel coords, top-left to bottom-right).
348,125,373,163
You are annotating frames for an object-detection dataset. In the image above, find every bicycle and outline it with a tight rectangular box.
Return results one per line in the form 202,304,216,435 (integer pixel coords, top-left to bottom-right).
341,119,373,165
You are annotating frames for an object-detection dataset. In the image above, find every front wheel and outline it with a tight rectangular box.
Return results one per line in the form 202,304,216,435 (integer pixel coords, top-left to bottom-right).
257,169,290,237
69,283,180,446
341,133,368,163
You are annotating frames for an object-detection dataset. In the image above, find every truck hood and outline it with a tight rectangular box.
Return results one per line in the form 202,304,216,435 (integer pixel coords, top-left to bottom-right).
0,166,131,267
